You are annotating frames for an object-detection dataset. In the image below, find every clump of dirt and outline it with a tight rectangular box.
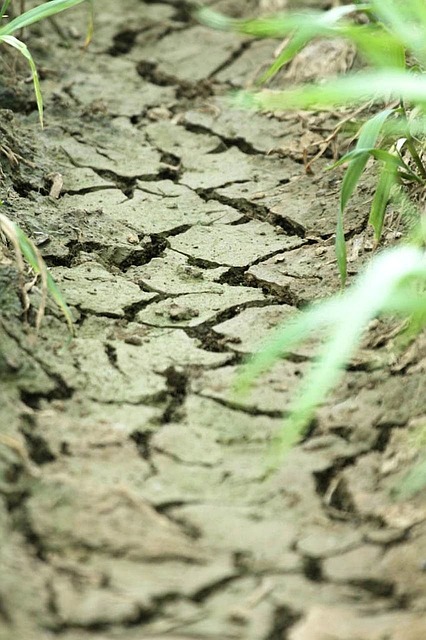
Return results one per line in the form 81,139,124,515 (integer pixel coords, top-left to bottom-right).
0,1,425,639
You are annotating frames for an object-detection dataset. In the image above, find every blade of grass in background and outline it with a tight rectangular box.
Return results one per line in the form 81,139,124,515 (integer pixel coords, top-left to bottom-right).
237,247,426,454
335,109,393,282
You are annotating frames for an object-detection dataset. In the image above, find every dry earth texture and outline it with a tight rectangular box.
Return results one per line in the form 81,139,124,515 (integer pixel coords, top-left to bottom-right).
0,1,425,639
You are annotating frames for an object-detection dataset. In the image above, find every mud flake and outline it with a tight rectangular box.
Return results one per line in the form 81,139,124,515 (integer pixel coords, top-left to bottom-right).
0,526,53,634
137,287,266,328
35,400,161,458
183,394,282,444
296,526,362,559
135,25,245,83
379,530,426,607
127,249,227,295
69,57,176,118
27,478,205,562
289,606,426,640
170,220,295,267
60,127,161,179
192,361,308,414
91,554,236,610
111,180,243,234
180,146,294,190
184,103,300,154
114,328,231,373
52,576,141,627
70,338,166,403
269,574,374,617
323,545,384,586
171,504,299,573
50,262,156,317
151,423,222,466
62,166,116,193
213,304,299,355
143,455,229,505
247,243,343,303
21,192,143,265
145,120,222,159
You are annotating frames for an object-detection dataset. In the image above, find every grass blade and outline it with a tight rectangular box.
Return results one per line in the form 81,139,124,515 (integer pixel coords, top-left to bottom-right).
368,156,398,240
0,0,86,35
0,34,43,125
0,0,11,21
0,213,74,333
336,109,393,282
232,70,426,111
269,246,426,453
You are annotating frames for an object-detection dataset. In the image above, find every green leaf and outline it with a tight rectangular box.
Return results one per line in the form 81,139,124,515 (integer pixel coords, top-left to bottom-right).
0,0,86,35
232,70,426,111
371,0,426,66
369,158,398,240
0,35,43,125
272,247,426,453
13,223,75,333
337,109,393,282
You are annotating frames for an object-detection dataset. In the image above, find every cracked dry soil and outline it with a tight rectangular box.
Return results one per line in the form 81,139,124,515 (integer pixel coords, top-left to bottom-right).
0,1,426,639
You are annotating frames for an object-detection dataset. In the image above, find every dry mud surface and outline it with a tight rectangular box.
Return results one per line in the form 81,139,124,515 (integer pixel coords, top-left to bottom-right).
0,1,426,639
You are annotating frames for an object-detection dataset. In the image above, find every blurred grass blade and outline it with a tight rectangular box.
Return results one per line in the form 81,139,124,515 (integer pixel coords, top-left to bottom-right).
369,155,398,240
271,247,426,453
337,108,393,282
197,4,369,38
371,0,426,66
260,29,313,83
0,0,11,20
0,0,86,35
232,70,426,111
259,5,369,83
346,24,406,69
1,34,43,125
236,297,343,393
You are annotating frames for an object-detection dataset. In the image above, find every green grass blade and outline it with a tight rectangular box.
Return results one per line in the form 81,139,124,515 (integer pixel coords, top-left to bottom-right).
259,29,314,84
236,299,340,393
0,0,11,21
371,0,426,65
336,109,393,282
369,158,398,240
197,4,369,38
335,215,347,284
232,70,426,111
13,223,75,333
0,0,86,35
270,246,426,453
1,34,43,125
